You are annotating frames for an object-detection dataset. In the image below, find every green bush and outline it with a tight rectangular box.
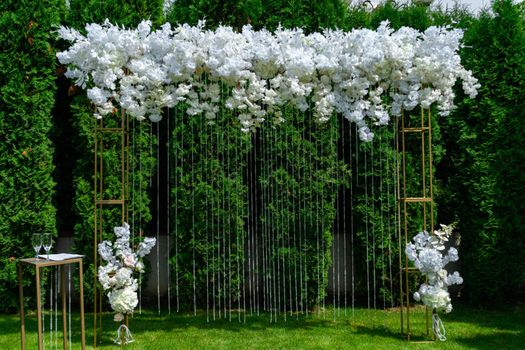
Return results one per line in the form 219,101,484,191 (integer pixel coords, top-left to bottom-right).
437,0,525,305
167,0,348,32
0,0,64,312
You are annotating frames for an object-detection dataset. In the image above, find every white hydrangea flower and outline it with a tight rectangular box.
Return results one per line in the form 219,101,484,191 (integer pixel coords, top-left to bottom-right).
109,286,139,315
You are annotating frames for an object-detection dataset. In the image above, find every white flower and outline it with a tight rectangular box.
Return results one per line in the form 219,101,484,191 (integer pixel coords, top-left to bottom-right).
407,224,462,313
114,313,124,322
446,247,459,263
114,267,133,289
96,223,156,317
137,237,156,258
135,261,145,273
109,287,138,315
57,20,479,141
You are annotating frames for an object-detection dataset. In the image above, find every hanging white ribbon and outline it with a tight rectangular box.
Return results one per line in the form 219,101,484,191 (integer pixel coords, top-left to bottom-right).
432,313,447,341
114,324,135,345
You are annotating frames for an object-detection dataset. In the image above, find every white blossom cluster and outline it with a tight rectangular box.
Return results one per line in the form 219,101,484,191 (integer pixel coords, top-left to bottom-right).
98,223,156,319
57,19,479,141
405,224,463,313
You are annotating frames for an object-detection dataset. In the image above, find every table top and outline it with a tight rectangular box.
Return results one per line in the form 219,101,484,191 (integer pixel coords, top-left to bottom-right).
19,257,83,267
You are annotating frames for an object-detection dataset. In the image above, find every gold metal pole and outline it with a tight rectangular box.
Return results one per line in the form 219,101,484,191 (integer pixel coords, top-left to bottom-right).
396,115,404,336
398,107,435,341
60,266,68,350
420,108,429,336
93,118,98,348
93,110,130,348
79,260,86,350
18,263,26,350
36,266,43,350
401,109,411,340
428,109,435,339
428,108,434,242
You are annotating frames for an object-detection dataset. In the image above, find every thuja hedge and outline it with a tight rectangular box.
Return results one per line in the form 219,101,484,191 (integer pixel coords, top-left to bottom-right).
0,0,64,312
437,0,525,305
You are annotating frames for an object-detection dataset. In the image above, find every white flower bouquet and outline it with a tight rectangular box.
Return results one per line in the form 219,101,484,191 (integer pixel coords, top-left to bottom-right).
98,223,156,344
405,224,463,340
406,224,462,313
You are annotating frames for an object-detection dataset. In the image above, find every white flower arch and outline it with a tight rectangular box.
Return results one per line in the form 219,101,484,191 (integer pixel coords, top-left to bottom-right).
57,19,479,141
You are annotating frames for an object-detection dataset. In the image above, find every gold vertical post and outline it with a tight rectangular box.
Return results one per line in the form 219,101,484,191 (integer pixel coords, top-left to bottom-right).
35,266,42,350
398,107,434,341
93,117,98,348
98,117,104,343
93,110,130,348
401,109,411,340
18,264,26,350
396,116,404,336
79,261,86,350
61,266,68,350
420,108,429,336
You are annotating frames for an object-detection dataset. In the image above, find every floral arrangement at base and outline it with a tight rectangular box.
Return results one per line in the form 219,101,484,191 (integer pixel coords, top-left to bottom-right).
405,224,463,341
98,223,156,345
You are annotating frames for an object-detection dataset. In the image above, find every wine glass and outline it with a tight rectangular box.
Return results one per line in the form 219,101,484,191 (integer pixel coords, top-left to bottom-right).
31,233,42,260
42,233,53,261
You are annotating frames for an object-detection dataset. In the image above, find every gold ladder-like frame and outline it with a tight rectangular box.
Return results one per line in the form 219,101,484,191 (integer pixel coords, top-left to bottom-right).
93,110,130,348
397,107,434,341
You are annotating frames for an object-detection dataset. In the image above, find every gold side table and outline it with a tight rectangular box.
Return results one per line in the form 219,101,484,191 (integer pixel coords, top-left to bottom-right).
18,257,86,350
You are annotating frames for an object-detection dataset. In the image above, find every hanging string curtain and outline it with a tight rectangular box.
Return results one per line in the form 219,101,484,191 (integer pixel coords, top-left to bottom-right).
56,20,479,140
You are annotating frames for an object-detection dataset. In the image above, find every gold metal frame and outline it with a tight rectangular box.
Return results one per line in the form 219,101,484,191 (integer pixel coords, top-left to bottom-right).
398,107,434,341
93,109,129,348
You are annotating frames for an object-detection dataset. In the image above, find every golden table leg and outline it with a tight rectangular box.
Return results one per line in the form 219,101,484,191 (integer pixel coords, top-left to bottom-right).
35,266,42,350
19,264,25,350
61,267,67,350
79,261,86,350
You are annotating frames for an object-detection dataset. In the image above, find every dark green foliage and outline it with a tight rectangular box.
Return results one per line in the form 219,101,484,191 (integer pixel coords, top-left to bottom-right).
167,0,263,30
437,0,525,305
0,0,64,311
68,0,165,29
167,0,348,32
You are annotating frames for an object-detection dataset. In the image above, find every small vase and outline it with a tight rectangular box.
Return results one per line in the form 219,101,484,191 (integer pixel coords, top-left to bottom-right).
115,315,133,347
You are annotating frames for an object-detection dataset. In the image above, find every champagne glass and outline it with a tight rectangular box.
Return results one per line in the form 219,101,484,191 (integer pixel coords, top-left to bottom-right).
31,233,42,260
42,233,53,261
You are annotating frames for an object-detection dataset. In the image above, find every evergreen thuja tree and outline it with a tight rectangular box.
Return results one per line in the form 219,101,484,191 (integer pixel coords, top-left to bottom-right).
0,0,64,311
438,0,525,305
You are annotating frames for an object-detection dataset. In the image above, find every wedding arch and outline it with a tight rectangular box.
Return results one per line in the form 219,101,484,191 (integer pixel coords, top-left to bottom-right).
57,19,479,345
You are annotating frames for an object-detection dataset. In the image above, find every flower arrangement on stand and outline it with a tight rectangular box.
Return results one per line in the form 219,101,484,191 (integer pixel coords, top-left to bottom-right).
98,223,156,346
405,224,463,341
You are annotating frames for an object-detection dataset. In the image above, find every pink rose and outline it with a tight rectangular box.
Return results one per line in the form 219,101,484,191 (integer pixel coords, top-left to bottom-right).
114,313,124,322
123,255,135,267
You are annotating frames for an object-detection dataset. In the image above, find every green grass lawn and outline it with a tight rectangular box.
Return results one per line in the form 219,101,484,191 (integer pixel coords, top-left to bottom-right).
1,305,523,349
